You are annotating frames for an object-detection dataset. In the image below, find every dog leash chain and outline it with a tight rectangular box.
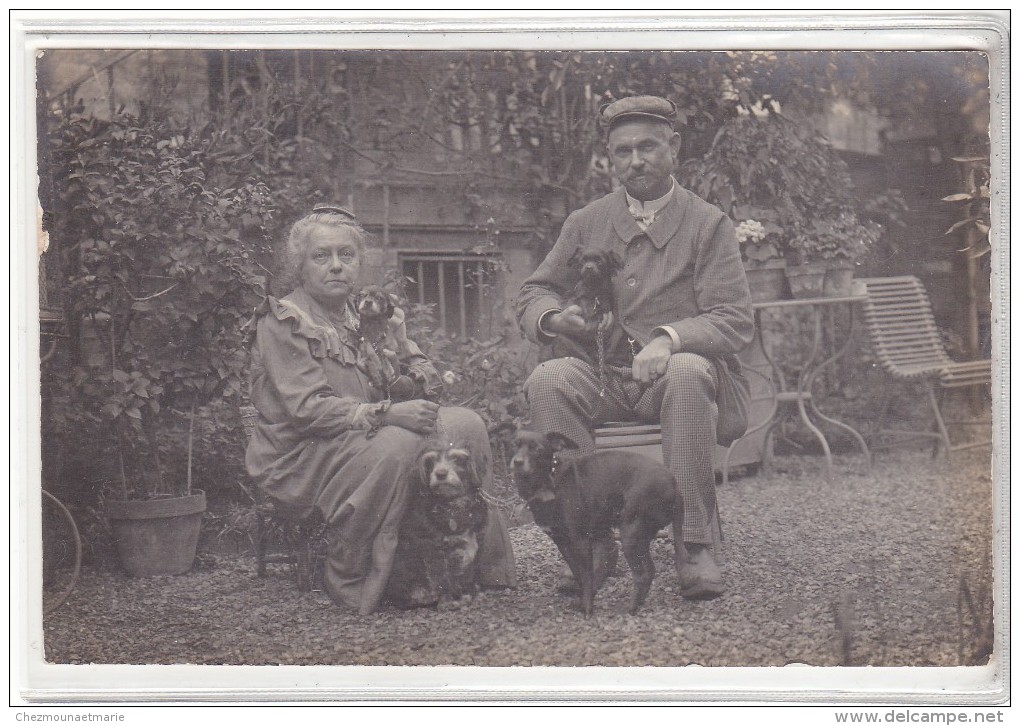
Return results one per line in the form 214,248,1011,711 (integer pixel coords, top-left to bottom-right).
478,488,519,511
374,338,392,400
596,323,607,398
380,345,392,400
361,333,393,400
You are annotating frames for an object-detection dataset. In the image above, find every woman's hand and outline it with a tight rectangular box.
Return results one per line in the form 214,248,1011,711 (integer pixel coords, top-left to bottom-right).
382,399,440,435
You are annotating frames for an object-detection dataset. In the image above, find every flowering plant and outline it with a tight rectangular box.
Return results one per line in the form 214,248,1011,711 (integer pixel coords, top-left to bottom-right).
734,219,765,242
732,208,784,265
786,207,881,264
41,111,273,500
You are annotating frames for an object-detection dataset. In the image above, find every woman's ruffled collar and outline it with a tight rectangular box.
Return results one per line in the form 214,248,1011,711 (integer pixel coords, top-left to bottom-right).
258,288,361,363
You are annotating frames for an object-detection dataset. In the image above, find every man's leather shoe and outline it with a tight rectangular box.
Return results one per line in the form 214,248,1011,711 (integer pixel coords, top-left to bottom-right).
679,543,725,600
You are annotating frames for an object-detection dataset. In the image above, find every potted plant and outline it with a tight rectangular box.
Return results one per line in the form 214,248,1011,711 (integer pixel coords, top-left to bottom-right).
733,207,788,302
42,111,273,576
679,112,884,299
787,208,881,298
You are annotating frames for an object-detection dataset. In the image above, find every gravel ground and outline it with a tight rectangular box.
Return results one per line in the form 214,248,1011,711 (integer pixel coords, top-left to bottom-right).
42,448,996,667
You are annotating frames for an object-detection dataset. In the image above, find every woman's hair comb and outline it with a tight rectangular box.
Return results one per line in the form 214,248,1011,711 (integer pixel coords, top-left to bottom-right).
311,203,357,220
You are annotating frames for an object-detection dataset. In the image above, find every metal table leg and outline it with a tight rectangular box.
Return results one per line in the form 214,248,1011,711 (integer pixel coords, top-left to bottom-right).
801,303,872,472
729,296,871,482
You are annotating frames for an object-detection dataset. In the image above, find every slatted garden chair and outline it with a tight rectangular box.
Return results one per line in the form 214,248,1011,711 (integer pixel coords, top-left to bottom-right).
594,422,665,462
856,276,992,460
240,404,324,592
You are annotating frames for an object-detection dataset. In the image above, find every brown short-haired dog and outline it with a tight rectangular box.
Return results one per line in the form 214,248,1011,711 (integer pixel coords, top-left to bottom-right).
386,444,489,608
505,427,679,616
354,285,415,399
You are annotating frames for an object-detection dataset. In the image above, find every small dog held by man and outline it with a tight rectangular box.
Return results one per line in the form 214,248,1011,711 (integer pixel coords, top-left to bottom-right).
385,443,490,609
550,246,623,373
564,246,623,335
503,426,680,616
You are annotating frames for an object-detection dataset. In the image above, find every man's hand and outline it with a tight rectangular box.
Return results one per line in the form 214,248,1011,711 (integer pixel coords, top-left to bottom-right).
632,334,673,384
545,304,589,335
596,310,615,333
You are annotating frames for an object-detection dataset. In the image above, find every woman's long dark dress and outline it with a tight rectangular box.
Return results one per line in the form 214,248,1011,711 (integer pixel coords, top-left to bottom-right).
245,287,516,614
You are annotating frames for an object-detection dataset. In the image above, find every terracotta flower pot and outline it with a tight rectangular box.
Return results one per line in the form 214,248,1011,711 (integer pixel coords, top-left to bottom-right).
785,263,828,299
744,260,789,303
105,491,206,577
823,263,855,297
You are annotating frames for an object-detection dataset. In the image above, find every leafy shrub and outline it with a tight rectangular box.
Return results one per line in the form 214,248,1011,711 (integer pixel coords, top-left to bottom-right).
401,300,531,433
40,111,275,500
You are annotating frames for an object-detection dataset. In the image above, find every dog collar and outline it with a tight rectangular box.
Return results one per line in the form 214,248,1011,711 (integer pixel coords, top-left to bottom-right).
522,455,563,505
551,453,576,477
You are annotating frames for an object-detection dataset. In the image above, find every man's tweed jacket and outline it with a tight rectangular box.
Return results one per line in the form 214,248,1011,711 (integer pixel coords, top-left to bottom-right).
516,182,755,436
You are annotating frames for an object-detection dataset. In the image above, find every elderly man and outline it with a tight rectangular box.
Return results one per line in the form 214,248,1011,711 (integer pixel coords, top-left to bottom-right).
515,95,754,599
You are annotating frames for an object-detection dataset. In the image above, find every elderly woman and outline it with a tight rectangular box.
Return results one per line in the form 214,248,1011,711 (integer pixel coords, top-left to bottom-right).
245,205,517,614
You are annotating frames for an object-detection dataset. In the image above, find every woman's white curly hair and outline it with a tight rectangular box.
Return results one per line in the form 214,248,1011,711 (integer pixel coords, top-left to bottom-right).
278,205,370,293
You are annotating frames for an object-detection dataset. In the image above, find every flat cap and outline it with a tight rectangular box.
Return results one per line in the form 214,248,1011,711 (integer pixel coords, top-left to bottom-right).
599,95,677,131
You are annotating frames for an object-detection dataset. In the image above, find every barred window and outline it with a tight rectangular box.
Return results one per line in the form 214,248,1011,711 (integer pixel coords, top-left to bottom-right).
399,252,502,339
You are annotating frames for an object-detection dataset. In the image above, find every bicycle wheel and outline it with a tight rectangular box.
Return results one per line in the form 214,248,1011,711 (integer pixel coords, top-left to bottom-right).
42,490,81,615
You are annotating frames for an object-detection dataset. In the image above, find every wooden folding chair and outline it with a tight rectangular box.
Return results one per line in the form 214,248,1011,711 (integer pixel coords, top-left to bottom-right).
240,404,324,592
856,276,992,460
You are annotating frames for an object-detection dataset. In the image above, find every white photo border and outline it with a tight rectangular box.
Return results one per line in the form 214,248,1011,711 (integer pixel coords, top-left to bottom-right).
10,10,1010,705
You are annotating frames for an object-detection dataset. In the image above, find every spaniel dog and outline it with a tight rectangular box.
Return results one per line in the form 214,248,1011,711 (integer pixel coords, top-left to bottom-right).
385,444,489,608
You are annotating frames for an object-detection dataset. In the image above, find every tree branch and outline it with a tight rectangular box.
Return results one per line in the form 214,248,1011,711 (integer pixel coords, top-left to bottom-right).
120,280,181,302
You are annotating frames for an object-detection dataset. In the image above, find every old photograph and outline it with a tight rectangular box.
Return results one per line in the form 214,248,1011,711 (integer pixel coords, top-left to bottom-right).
17,14,1006,704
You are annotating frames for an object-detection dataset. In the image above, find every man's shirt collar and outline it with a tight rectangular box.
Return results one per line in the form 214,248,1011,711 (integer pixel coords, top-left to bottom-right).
625,178,677,229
